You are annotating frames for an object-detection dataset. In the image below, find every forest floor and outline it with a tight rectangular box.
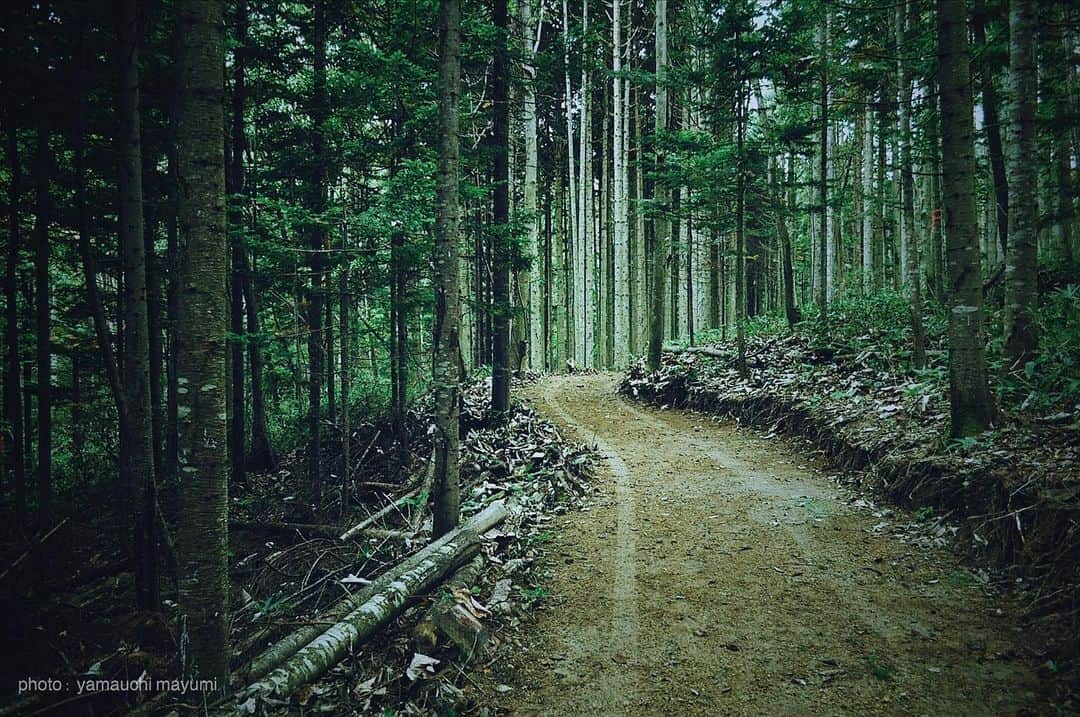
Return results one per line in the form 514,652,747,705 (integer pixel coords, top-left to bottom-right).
477,373,1071,716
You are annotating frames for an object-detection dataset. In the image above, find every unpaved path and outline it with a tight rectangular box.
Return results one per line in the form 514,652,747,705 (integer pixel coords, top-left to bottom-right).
482,373,1056,716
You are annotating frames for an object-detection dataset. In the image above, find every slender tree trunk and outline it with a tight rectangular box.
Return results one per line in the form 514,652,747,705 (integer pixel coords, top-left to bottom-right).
521,0,541,371
971,0,1008,257
861,105,874,292
928,89,946,301
433,0,462,537
118,0,158,607
896,0,925,368
648,0,668,372
307,0,327,498
817,16,829,317
5,122,25,528
165,61,180,496
228,0,248,486
338,215,350,515
326,298,335,421
491,0,511,417
33,118,51,531
561,0,579,369
633,89,648,347
144,155,165,483
175,0,230,686
612,0,629,367
937,0,996,437
1002,0,1038,368
242,250,272,469
577,0,591,368
735,77,747,377
772,155,800,328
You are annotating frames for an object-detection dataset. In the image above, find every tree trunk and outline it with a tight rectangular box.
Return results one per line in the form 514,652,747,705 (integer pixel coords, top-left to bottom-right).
937,0,996,437
307,0,328,499
577,0,591,368
240,502,508,701
4,121,25,528
175,0,230,686
33,120,51,531
648,0,668,372
144,155,165,483
1002,0,1038,368
521,0,541,371
735,77,747,378
432,0,462,538
816,16,829,317
165,61,180,497
228,0,248,487
561,0,579,369
491,0,511,416
971,0,1008,256
241,250,273,470
612,0,629,367
118,0,158,608
896,0,926,368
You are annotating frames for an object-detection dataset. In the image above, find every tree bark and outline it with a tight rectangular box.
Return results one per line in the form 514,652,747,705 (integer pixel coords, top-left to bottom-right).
648,0,669,372
433,0,462,538
896,0,926,368
118,0,158,608
971,0,1008,256
491,0,511,416
561,0,579,368
1002,0,1038,368
241,250,273,470
735,76,747,378
521,0,541,371
228,0,248,487
5,121,25,529
816,16,829,317
612,0,629,367
937,0,996,437
240,502,508,700
33,119,51,531
175,0,230,686
307,0,328,498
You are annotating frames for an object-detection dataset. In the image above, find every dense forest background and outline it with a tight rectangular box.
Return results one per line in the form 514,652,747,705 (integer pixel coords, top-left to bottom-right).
0,0,1077,709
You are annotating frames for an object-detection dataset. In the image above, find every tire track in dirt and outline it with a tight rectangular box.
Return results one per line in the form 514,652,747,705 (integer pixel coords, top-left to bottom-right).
480,373,1054,716
538,381,640,710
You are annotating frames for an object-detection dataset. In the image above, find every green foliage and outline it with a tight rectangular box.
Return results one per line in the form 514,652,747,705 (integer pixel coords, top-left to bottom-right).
518,585,549,604
988,284,1080,413
866,654,894,681
254,593,292,621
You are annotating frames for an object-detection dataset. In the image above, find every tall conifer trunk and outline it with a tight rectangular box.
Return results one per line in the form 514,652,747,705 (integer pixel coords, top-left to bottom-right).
648,0,669,372
491,0,511,417
5,121,25,528
433,0,462,537
118,0,158,607
937,0,996,437
228,0,248,486
175,0,230,685
1003,0,1039,367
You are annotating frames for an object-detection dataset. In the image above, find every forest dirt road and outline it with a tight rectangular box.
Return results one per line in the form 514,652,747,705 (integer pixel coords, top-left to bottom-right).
481,373,1056,716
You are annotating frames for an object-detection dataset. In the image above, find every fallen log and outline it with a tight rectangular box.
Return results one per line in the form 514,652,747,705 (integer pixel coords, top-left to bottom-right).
675,345,727,359
412,555,489,657
238,501,510,692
